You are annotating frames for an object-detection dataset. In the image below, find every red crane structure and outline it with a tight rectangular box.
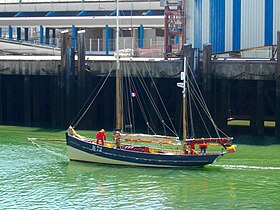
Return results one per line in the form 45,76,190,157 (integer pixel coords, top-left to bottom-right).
160,0,186,59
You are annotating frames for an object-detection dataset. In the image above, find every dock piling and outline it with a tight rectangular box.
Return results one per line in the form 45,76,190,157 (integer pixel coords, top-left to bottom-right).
275,31,280,137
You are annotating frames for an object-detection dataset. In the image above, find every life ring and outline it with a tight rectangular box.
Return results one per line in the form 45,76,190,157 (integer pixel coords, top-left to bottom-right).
112,131,121,141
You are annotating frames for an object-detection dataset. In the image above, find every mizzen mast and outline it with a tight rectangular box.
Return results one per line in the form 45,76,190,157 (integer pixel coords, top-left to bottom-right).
116,0,122,130
182,54,187,140
177,44,190,140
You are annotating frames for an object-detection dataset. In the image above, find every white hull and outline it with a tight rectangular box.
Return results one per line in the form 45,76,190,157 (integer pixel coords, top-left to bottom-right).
67,146,185,168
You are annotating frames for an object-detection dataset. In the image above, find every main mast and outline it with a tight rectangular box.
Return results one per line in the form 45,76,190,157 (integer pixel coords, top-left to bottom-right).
182,55,187,140
116,0,122,130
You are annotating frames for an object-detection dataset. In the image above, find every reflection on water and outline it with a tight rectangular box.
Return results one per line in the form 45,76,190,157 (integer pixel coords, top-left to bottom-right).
0,136,280,209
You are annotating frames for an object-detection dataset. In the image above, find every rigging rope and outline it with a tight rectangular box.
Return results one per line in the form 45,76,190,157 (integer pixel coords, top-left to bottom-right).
142,61,178,136
135,70,170,134
186,61,221,137
72,67,113,128
28,139,65,158
189,92,212,137
132,61,178,136
146,122,156,135
127,68,157,134
113,58,178,136
123,64,135,133
70,76,103,127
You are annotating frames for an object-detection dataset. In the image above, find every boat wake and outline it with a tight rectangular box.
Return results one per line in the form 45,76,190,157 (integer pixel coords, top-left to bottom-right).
217,164,280,171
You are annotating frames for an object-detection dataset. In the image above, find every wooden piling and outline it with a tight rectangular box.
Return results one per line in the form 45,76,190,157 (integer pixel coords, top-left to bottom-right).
51,75,58,128
61,30,69,72
202,43,212,104
31,78,40,126
6,77,14,124
216,79,229,133
149,79,159,132
24,75,31,126
75,30,88,128
65,47,76,125
256,81,264,135
250,81,264,135
275,31,280,137
202,44,213,133
77,30,86,74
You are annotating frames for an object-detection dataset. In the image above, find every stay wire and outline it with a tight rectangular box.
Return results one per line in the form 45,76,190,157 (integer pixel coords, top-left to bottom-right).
133,63,167,131
132,60,177,136
189,92,212,137
135,67,169,134
72,67,113,128
187,62,221,137
142,61,178,136
187,77,216,136
129,70,156,134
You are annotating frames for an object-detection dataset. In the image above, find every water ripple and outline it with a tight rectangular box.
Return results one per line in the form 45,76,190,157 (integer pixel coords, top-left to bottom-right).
217,164,280,170
1,136,280,209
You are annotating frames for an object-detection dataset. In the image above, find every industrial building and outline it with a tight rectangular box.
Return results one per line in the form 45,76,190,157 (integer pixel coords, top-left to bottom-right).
0,0,279,56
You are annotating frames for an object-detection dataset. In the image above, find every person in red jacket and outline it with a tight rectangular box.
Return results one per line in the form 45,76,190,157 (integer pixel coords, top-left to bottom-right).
96,129,106,145
190,144,195,155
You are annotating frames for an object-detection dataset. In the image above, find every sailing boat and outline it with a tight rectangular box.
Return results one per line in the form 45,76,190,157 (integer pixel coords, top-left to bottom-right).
65,1,235,167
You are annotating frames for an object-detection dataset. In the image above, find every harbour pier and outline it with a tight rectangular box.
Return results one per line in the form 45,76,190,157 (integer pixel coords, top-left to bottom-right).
0,32,279,138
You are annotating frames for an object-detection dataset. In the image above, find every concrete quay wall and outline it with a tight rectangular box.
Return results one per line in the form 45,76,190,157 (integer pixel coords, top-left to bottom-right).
213,60,276,81
0,56,183,78
0,54,279,138
0,56,277,81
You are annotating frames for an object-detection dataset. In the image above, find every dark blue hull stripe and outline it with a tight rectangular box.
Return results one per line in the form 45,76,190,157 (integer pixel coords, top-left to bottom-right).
66,135,221,167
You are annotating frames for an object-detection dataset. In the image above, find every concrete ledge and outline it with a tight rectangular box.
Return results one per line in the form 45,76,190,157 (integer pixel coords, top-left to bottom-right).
0,55,182,77
213,60,276,80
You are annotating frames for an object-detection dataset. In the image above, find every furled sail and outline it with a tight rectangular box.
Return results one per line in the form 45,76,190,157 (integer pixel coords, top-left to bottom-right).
120,133,180,145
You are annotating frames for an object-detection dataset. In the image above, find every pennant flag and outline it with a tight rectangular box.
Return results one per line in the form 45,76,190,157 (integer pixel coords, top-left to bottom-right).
226,145,236,153
131,92,136,97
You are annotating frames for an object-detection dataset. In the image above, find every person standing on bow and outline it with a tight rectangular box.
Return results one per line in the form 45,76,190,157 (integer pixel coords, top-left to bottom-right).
96,129,106,145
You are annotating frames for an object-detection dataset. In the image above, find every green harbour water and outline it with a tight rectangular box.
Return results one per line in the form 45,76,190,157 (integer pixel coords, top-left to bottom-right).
1,126,280,209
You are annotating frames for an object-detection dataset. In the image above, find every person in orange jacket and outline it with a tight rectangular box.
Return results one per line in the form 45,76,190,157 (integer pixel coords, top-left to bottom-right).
199,143,208,155
96,129,106,145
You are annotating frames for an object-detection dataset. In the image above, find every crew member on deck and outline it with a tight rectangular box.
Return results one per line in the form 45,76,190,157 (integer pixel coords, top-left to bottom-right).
96,129,106,145
190,144,195,155
183,143,188,154
68,126,82,139
113,129,121,149
199,143,208,155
